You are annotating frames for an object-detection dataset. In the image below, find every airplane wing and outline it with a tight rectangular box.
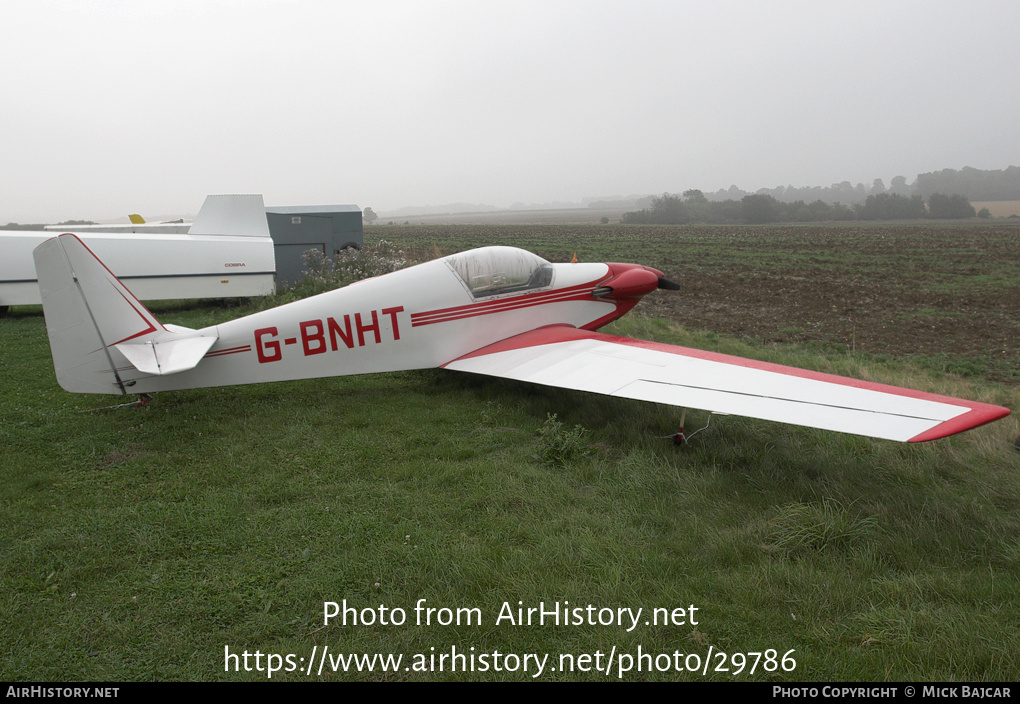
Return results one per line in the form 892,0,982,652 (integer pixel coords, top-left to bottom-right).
443,325,1009,442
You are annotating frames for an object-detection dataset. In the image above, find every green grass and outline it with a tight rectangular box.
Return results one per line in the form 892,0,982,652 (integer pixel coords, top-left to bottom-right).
1,230,1019,681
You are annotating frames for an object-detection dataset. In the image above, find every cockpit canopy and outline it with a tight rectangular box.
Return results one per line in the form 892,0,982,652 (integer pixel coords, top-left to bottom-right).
444,246,554,298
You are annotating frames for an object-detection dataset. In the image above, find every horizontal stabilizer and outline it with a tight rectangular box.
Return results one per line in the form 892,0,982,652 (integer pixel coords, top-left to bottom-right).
116,335,218,375
445,326,1010,442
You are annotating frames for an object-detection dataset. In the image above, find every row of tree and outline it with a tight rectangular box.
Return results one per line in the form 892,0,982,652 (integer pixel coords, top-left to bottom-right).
915,166,1020,201
621,191,983,225
2,219,96,231
601,166,1018,212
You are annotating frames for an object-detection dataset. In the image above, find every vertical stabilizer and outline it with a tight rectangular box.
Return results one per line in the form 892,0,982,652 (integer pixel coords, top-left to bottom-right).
34,234,167,394
188,194,270,237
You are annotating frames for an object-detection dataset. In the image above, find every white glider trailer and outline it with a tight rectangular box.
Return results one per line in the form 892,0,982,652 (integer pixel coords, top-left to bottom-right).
0,195,276,314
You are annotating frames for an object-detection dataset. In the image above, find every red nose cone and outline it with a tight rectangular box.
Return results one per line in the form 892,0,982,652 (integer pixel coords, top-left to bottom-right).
604,266,660,299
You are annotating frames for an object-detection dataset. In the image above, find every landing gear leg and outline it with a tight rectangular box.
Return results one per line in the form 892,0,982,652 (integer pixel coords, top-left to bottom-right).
673,408,687,445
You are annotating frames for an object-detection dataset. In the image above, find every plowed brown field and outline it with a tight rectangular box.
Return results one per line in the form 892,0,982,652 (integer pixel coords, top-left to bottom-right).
379,222,1020,382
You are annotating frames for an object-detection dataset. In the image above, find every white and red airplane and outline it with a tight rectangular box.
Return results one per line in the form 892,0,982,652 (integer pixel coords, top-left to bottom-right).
33,233,1009,443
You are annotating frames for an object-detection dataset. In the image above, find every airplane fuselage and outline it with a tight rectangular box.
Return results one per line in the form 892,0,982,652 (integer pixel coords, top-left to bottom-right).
119,252,652,394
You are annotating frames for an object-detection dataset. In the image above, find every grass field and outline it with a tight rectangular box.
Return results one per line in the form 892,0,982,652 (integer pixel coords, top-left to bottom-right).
2,222,1018,681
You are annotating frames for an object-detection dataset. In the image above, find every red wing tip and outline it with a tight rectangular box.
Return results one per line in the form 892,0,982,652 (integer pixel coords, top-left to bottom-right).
908,404,1011,443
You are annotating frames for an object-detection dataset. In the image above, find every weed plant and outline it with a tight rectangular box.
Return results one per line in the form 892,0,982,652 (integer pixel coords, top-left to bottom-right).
534,413,594,467
266,240,410,305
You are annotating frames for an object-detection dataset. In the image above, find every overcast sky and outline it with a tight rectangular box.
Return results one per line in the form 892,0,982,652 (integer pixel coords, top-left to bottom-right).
1,0,1017,222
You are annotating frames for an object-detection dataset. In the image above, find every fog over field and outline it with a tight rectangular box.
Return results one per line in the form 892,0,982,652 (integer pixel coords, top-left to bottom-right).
1,0,1018,222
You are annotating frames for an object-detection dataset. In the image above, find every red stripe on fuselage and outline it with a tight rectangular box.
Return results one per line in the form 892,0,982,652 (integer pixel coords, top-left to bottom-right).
205,345,252,358
411,281,602,327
